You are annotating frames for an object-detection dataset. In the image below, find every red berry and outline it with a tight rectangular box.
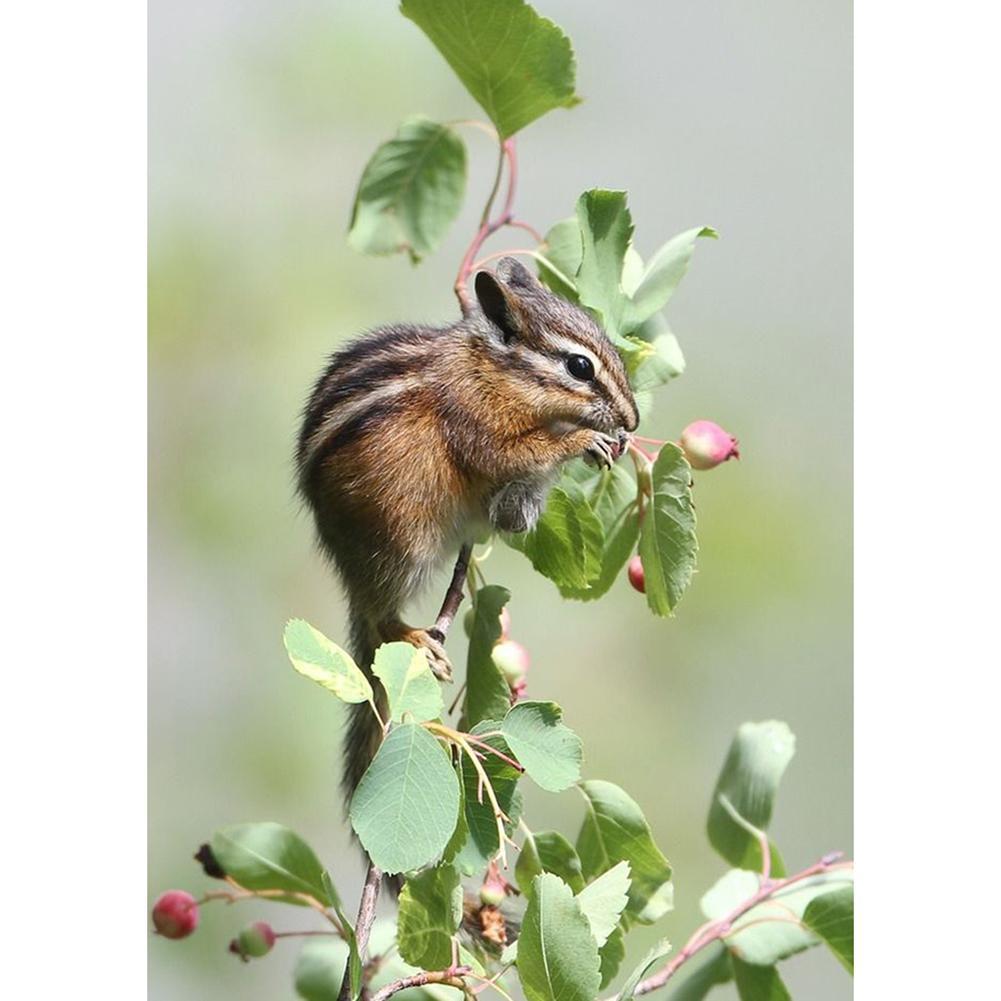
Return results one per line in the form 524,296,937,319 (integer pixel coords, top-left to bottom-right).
679,420,740,471
627,556,645,593
492,640,529,683
152,890,199,939
232,921,276,959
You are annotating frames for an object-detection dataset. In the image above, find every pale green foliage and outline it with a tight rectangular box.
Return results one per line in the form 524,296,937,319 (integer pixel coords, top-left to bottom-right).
516,828,585,895
574,861,631,947
397,865,463,969
348,117,466,262
211,822,333,906
731,958,791,1001
400,0,579,138
464,585,512,727
518,874,602,1001
638,444,699,616
618,938,674,1001
500,700,583,792
576,780,674,924
707,721,796,873
284,619,373,705
372,641,443,723
349,722,461,874
803,886,854,973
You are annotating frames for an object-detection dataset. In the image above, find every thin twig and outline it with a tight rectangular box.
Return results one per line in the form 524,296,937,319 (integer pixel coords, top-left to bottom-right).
338,860,383,1001
370,966,472,1001
429,543,472,644
610,854,852,999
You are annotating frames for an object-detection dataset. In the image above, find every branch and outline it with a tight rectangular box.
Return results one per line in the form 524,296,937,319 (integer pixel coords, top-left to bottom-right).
338,860,383,1001
429,543,472,644
370,965,472,1001
608,853,852,999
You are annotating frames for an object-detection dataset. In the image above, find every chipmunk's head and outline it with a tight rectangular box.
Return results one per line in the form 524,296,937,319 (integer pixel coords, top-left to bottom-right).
472,257,640,436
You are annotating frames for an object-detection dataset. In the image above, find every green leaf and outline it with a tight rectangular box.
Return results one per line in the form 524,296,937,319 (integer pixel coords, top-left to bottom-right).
537,216,583,300
700,867,855,966
802,886,854,974
348,116,466,263
516,828,585,896
501,700,582,792
575,190,634,338
560,464,640,601
284,619,374,705
397,865,464,969
730,958,790,1001
661,943,733,1001
400,0,580,139
575,861,631,948
707,721,796,874
618,938,673,1001
464,585,512,729
505,482,604,593
211,822,333,906
518,874,602,1001
626,324,686,392
372,642,443,723
598,925,626,990
624,227,717,329
454,723,521,875
637,443,698,617
350,722,461,874
576,780,673,924
295,938,351,1001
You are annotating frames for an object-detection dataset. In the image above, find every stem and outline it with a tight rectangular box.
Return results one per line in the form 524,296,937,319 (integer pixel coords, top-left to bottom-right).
370,966,472,1001
195,882,346,936
454,138,528,314
428,543,472,644
338,861,383,1001
614,854,852,999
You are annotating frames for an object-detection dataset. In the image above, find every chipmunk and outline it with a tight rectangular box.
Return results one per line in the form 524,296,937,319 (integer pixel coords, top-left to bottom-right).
295,257,639,803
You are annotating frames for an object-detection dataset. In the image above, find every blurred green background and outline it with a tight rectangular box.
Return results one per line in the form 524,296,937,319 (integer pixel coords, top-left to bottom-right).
148,1,851,998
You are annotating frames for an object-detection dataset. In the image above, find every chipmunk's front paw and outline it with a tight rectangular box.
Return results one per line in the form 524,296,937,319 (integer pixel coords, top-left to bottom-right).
402,627,454,683
583,430,623,470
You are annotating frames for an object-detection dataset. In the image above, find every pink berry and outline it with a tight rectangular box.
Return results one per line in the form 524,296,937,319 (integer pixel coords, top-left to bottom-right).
152,890,199,939
679,420,740,470
231,921,276,960
480,879,507,906
627,555,645,593
492,639,529,684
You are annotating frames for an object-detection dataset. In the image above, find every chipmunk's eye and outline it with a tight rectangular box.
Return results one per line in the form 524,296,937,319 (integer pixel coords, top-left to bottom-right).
565,354,595,381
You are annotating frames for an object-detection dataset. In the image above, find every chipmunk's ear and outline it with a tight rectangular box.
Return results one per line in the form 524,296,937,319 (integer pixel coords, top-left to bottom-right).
474,269,520,343
474,256,540,343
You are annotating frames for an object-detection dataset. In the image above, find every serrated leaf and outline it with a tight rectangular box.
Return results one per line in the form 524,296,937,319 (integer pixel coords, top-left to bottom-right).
577,780,673,924
599,925,626,990
701,867,855,967
349,722,461,874
398,865,463,969
638,443,698,616
707,721,796,874
618,937,673,1001
517,828,585,896
537,217,582,300
505,482,604,593
454,722,521,875
575,861,631,948
560,464,640,601
624,227,717,329
802,885,854,974
730,958,790,1001
464,585,512,729
284,619,374,705
400,0,580,139
372,642,443,723
211,822,332,906
519,874,602,1001
348,117,466,262
501,700,582,792
575,190,634,339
